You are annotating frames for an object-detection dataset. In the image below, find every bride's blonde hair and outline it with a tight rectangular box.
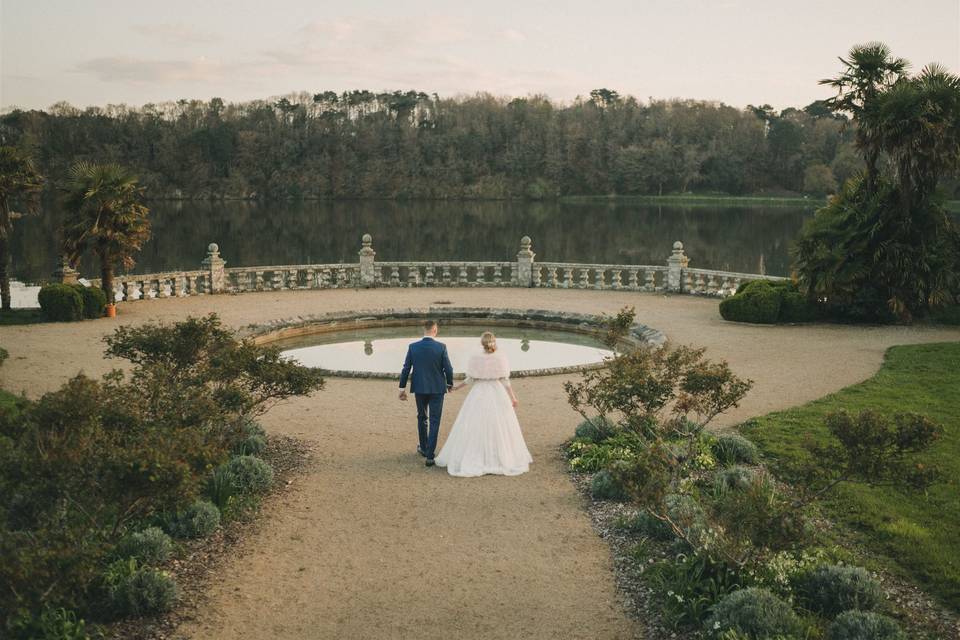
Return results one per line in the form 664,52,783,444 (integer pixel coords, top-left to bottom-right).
480,331,497,353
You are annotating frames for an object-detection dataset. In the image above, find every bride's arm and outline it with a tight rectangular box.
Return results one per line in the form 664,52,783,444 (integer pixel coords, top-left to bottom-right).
453,376,472,391
499,377,519,407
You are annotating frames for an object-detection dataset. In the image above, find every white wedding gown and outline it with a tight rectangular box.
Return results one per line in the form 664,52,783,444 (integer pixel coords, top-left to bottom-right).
435,351,533,477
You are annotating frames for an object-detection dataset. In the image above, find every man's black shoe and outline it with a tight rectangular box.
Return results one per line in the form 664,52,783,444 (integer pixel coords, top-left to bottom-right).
425,458,436,467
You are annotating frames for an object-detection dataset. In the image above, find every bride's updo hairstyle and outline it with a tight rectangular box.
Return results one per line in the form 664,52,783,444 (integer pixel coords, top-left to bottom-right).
480,331,497,353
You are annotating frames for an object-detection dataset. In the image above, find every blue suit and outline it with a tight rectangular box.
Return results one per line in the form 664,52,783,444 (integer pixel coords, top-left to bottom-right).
399,337,454,459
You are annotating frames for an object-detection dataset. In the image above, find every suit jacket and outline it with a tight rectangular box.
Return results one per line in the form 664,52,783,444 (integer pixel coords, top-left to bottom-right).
399,337,454,395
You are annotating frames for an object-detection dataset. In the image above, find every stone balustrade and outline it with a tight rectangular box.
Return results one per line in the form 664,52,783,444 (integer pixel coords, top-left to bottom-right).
75,235,787,304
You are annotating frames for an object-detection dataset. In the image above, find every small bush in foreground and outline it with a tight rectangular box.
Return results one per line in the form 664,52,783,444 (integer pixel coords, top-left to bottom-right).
105,560,177,617
38,284,83,322
224,455,274,495
170,500,220,539
614,511,675,541
712,465,755,493
712,434,759,465
796,564,883,617
114,527,173,566
591,469,627,501
650,554,742,629
705,587,800,638
233,417,268,456
575,416,618,443
827,610,905,640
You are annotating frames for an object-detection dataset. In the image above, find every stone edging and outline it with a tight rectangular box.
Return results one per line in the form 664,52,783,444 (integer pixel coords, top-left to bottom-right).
241,307,666,379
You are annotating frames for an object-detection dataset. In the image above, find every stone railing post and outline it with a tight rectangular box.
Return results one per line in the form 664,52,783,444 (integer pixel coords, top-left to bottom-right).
516,235,535,287
359,233,376,287
52,255,79,285
666,241,689,293
201,243,226,293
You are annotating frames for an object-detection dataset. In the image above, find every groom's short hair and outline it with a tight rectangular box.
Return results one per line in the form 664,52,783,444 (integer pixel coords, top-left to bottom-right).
423,319,438,332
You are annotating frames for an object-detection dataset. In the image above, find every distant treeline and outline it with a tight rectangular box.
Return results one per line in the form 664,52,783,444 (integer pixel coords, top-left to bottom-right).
0,88,940,201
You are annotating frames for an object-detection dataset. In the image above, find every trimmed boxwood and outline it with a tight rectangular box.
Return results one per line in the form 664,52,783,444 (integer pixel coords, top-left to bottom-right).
38,284,84,322
721,279,818,324
72,284,107,319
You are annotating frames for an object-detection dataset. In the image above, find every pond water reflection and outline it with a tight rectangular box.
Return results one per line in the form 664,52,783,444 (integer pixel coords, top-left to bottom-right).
11,199,814,282
277,325,614,375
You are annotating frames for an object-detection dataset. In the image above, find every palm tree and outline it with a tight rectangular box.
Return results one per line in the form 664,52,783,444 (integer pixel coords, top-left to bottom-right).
61,162,151,305
819,42,909,191
0,147,44,311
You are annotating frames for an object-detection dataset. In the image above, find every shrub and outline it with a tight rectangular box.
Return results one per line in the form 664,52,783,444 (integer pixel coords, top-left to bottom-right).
591,469,627,501
721,280,818,324
223,455,273,495
115,526,172,566
37,284,84,322
233,417,268,456
207,464,236,510
712,434,759,465
105,560,178,618
705,587,801,638
567,430,646,473
6,607,92,640
123,567,178,616
574,416,618,443
650,554,742,629
615,511,675,541
827,610,905,640
713,465,755,494
796,565,883,617
72,284,107,319
170,500,220,539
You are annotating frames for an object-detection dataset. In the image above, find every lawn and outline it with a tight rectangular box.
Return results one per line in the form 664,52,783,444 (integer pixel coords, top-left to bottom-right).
741,342,960,611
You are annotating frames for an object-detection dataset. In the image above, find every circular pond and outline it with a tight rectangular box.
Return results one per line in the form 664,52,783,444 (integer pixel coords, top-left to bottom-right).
278,324,614,376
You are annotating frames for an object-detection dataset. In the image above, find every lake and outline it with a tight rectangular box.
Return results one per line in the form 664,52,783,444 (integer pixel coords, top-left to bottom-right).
10,199,816,283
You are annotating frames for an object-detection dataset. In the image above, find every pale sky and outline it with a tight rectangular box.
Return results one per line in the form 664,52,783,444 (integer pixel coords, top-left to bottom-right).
1,0,958,111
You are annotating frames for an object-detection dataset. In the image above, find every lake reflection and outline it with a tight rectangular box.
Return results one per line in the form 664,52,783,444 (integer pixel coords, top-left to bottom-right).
11,199,815,282
277,325,614,375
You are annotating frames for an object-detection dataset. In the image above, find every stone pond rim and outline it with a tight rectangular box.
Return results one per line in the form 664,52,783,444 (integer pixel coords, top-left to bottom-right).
243,306,666,379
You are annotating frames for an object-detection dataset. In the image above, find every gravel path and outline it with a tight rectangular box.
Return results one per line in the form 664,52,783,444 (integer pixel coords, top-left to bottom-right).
2,288,957,640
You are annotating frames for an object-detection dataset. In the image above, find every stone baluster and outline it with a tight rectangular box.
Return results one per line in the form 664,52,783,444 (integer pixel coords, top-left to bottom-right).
493,265,503,287
732,277,742,294
643,269,655,291
722,276,734,297
139,279,152,300
339,267,350,288
184,274,196,296
390,266,400,286
250,270,261,290
562,267,573,288
201,243,226,294
666,241,689,293
531,266,542,288
358,234,376,287
612,270,622,289
578,268,590,289
156,277,169,298
682,270,693,293
693,273,705,294
546,267,557,287
407,267,418,287
426,266,436,286
706,275,719,296
271,270,284,290
286,269,299,290
303,268,315,289
627,269,638,290
442,265,451,286
593,269,604,290
516,236,535,287
172,275,184,297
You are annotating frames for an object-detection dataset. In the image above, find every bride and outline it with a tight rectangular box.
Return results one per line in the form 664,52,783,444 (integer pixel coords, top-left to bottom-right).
435,331,533,477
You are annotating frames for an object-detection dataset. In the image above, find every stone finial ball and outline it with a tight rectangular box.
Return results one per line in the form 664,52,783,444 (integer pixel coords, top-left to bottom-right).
521,235,531,245
362,233,372,244
673,241,684,250
208,243,219,253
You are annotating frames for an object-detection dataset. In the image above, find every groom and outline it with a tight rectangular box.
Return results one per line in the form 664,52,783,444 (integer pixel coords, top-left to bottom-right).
398,319,455,467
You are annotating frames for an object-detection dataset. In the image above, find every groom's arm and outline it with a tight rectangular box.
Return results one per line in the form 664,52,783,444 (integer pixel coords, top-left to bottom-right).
442,345,454,390
399,346,413,397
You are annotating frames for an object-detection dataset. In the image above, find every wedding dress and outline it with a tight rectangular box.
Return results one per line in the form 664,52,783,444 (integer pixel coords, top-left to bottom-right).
435,351,532,477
